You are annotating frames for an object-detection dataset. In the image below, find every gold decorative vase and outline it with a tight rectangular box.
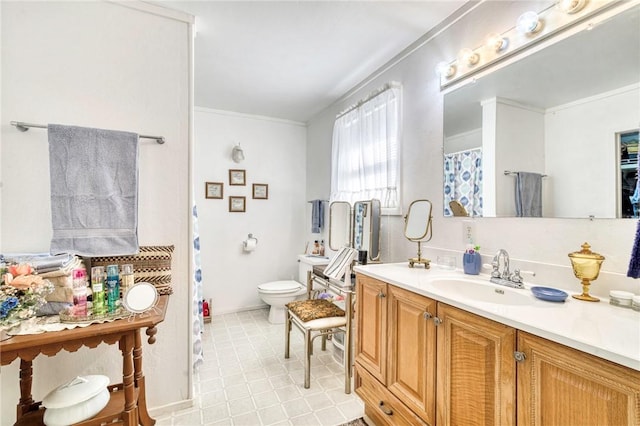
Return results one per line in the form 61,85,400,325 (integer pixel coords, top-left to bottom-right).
568,242,604,302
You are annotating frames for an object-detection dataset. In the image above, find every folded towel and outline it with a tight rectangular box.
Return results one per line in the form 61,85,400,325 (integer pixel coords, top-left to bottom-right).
515,172,543,217
48,124,139,256
311,199,324,233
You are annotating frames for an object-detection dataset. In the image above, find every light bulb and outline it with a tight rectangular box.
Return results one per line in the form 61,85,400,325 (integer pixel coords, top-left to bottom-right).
436,61,456,79
517,11,542,35
485,32,509,52
458,48,480,66
556,0,587,14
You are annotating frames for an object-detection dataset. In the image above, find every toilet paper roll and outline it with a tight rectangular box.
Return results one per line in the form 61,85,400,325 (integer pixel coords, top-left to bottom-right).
243,239,257,252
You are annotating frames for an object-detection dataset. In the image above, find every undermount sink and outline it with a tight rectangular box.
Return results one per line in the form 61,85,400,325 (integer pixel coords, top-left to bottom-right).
429,278,532,305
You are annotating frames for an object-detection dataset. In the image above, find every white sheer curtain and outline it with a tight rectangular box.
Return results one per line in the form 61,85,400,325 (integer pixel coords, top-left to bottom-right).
330,84,401,210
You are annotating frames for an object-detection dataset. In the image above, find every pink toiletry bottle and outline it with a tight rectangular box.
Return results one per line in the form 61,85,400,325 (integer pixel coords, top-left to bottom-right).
72,268,88,316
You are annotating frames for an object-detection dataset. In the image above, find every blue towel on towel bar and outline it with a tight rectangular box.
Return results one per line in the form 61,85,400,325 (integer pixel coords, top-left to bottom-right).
311,199,324,233
48,124,139,256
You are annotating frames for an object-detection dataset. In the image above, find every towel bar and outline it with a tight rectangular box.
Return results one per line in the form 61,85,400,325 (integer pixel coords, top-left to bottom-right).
10,121,165,144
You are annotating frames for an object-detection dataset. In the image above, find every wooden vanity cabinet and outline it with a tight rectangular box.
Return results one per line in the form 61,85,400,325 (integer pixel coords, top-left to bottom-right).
355,275,436,425
517,331,640,426
436,302,516,426
355,274,640,426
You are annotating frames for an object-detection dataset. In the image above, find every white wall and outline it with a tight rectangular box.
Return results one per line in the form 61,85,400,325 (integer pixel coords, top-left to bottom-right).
493,99,546,216
306,1,640,299
545,84,640,218
444,128,481,154
194,108,307,314
1,2,193,423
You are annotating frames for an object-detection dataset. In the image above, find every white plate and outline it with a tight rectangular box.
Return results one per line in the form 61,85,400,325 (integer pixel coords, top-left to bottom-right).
123,282,158,313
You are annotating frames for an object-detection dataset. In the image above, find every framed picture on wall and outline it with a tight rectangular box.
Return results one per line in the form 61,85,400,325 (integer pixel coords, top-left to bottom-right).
229,169,246,186
229,196,246,212
205,182,223,199
252,183,269,200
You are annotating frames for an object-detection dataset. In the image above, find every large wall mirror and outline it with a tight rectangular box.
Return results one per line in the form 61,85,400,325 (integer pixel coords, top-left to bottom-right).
443,4,640,219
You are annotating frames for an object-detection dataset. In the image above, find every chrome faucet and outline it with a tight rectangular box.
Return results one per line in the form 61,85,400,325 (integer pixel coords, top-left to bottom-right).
490,249,524,289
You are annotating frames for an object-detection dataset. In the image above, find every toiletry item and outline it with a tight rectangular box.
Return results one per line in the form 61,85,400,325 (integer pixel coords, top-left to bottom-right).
609,290,634,308
105,265,120,313
202,299,210,317
121,264,134,297
320,240,325,257
72,268,88,316
632,295,640,312
358,250,368,265
313,240,320,255
91,266,106,316
463,245,481,275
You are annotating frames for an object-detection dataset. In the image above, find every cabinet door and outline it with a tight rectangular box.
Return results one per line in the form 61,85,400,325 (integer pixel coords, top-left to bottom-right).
386,285,437,424
355,275,388,383
436,303,516,426
517,331,640,426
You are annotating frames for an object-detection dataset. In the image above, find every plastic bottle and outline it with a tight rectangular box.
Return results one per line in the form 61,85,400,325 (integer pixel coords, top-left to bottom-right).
91,266,106,316
313,240,320,255
202,299,210,317
319,240,325,257
72,268,88,316
121,264,134,297
105,264,120,313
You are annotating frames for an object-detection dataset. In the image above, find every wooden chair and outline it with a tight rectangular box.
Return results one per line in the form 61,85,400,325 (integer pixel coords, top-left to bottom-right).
284,247,357,392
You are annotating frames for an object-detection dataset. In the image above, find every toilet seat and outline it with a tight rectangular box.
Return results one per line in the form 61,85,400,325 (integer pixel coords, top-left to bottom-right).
258,280,304,294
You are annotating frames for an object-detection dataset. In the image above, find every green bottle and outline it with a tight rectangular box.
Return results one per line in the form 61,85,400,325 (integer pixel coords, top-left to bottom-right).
91,266,106,316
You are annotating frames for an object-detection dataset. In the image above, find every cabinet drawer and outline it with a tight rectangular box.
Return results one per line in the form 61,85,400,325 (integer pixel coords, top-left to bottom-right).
355,363,428,426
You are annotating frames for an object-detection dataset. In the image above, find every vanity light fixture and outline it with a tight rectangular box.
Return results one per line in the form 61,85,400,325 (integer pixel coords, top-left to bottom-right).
458,48,480,66
485,32,509,53
516,11,543,35
231,143,245,163
557,0,588,15
438,0,617,88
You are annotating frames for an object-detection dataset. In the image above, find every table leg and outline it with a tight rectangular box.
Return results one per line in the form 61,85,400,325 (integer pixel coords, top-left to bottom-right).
17,359,39,419
135,329,155,426
120,332,138,426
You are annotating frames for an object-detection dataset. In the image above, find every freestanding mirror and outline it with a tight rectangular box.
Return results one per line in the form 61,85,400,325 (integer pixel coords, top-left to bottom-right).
404,199,433,268
329,201,352,250
328,199,381,262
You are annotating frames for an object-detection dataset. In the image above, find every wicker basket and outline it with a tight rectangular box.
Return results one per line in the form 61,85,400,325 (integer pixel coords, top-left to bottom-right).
85,245,174,296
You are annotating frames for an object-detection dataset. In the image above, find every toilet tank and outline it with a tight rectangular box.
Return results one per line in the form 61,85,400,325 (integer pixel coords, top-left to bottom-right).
297,254,329,284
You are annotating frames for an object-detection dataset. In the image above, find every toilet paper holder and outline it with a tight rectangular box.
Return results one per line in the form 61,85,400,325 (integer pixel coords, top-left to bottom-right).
243,233,258,251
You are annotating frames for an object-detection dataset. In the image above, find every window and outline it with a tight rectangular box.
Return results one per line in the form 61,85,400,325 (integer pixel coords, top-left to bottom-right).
330,83,401,213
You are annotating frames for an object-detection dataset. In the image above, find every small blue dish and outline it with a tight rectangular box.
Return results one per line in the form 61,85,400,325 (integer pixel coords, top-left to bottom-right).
530,286,569,302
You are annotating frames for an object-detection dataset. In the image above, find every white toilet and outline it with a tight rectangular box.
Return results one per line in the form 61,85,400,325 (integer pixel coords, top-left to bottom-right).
258,255,329,324
257,280,307,324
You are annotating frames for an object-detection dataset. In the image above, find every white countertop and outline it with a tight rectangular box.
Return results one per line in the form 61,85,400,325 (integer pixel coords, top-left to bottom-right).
354,262,640,371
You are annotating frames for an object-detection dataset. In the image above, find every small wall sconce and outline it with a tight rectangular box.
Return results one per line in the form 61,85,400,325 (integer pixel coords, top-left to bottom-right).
231,143,245,163
516,11,543,35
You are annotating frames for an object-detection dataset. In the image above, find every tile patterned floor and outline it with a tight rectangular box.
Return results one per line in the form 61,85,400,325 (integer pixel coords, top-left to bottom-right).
156,308,364,425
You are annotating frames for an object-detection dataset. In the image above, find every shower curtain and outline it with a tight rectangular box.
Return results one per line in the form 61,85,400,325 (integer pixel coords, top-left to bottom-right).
192,204,204,371
443,148,483,217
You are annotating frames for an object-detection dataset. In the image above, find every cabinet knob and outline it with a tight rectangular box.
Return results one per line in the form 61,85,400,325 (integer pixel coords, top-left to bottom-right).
433,317,443,326
378,291,386,298
378,401,393,416
513,351,526,362
423,312,432,320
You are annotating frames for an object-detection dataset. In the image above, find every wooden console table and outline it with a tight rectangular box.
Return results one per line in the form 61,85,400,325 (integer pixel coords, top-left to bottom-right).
0,295,169,426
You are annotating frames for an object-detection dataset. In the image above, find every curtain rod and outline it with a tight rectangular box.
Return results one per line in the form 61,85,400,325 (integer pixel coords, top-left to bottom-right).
10,121,165,144
336,81,401,120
